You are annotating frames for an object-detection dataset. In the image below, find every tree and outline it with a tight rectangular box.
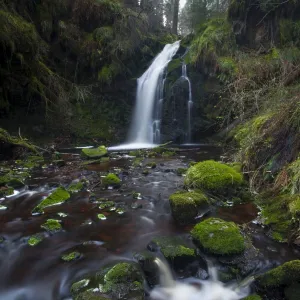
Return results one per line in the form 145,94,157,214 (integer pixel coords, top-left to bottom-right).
172,0,180,34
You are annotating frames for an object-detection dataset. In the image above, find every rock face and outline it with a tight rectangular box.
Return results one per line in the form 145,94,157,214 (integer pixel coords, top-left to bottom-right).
81,146,108,159
169,190,209,224
191,218,245,255
185,160,243,194
71,262,144,300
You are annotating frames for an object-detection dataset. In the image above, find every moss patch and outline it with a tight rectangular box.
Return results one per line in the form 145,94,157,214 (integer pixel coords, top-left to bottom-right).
151,236,196,260
32,187,70,214
256,260,300,288
68,181,85,193
41,219,62,232
191,218,245,255
61,251,81,262
81,146,107,159
242,295,262,300
169,191,209,224
185,160,243,194
102,174,121,187
28,235,43,246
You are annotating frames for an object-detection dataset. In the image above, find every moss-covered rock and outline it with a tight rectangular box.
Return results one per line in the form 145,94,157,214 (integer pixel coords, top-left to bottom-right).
242,295,262,300
41,219,62,232
61,251,81,262
176,168,187,176
71,262,144,300
256,260,300,288
32,187,70,214
149,236,197,270
146,162,156,169
169,191,209,224
185,160,243,194
102,173,121,187
191,218,245,255
81,146,108,159
28,234,43,246
97,214,107,220
98,201,115,210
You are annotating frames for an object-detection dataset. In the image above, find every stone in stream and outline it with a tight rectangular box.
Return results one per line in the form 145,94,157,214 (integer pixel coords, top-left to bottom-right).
41,219,62,232
81,146,108,159
70,262,144,299
61,251,81,262
32,187,70,214
191,218,245,255
28,234,44,246
68,180,85,194
169,190,209,225
185,160,243,196
147,236,200,271
102,173,121,188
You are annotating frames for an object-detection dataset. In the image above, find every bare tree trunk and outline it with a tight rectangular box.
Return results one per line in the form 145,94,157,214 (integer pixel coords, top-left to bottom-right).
172,0,180,34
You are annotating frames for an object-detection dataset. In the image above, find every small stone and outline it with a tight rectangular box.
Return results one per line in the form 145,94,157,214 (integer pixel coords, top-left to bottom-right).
61,251,81,262
97,214,107,220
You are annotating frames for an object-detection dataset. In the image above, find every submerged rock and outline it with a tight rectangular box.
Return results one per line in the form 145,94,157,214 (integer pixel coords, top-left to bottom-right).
185,160,243,194
169,190,209,224
81,146,108,159
41,219,62,232
28,234,43,246
61,251,81,262
32,187,70,214
191,218,245,255
71,262,144,300
68,181,85,194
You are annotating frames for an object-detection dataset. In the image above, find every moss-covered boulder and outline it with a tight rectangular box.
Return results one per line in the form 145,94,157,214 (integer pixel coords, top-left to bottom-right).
256,260,300,288
191,218,245,255
102,174,121,187
185,160,243,194
169,191,209,224
68,181,85,194
61,251,81,262
32,187,70,214
81,146,107,159
71,262,144,300
28,234,43,246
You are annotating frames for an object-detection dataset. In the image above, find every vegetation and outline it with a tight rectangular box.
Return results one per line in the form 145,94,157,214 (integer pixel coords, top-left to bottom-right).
81,146,108,159
102,173,121,187
191,218,245,255
41,219,62,232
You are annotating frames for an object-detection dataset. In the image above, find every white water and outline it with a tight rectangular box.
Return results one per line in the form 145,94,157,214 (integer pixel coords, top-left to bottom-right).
110,41,180,151
151,258,251,300
181,63,193,143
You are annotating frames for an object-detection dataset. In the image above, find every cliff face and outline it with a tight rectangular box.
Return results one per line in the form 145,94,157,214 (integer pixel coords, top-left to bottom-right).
0,0,176,144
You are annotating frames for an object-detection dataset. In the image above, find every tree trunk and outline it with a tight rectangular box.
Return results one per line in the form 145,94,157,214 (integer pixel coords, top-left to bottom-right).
172,0,180,34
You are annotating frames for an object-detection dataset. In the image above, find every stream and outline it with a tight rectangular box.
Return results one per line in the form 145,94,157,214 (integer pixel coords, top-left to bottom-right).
0,144,299,299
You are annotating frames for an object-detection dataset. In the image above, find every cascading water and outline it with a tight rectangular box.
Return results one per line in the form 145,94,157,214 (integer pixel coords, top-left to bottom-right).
181,63,193,143
150,258,252,300
110,41,180,150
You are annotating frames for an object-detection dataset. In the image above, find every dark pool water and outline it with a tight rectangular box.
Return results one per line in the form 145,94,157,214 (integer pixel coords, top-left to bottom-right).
0,144,299,299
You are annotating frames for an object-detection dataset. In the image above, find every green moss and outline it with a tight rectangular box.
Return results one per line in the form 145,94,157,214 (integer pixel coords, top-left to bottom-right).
288,157,300,194
146,162,156,169
97,214,107,220
260,195,299,242
32,187,70,214
102,174,121,187
0,174,23,188
167,58,181,73
99,201,115,210
28,235,43,246
191,218,245,255
81,146,107,159
41,219,62,232
133,158,143,167
71,279,90,295
242,295,262,300
68,181,85,193
61,251,81,262
256,260,300,288
151,236,196,260
169,191,209,224
162,151,176,157
185,160,243,193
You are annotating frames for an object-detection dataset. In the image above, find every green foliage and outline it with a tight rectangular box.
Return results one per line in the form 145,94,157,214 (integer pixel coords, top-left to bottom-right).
256,260,300,287
191,218,245,255
190,18,236,68
169,191,209,224
151,236,196,260
32,187,70,214
288,158,300,194
185,160,243,193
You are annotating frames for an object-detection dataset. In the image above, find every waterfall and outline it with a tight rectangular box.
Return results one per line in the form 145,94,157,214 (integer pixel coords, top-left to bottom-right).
181,63,193,143
109,41,180,150
151,258,251,300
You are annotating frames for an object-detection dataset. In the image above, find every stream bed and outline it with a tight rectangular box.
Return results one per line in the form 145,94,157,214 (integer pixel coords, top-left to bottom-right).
0,145,299,299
